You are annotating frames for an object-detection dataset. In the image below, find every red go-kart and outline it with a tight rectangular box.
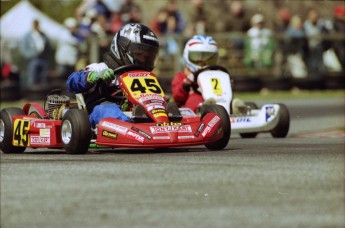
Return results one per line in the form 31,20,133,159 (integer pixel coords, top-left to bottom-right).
0,65,230,154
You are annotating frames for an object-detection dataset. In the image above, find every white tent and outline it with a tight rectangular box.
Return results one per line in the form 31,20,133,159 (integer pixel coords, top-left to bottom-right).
0,0,70,46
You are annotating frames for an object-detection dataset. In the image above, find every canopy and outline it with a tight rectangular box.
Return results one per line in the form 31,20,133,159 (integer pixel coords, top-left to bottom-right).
0,0,70,46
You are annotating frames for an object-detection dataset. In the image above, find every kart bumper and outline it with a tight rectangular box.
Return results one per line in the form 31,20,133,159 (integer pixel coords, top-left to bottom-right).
231,104,280,134
95,113,224,148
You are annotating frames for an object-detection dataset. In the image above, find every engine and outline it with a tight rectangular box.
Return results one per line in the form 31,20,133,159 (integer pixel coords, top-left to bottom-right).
45,94,70,120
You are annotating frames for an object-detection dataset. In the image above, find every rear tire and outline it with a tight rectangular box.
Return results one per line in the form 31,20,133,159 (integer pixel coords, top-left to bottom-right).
270,104,290,138
0,108,26,153
61,109,91,154
240,102,259,138
200,104,231,150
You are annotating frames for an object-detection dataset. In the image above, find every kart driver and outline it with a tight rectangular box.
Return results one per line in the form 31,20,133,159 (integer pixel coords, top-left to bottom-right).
67,23,160,128
171,35,219,112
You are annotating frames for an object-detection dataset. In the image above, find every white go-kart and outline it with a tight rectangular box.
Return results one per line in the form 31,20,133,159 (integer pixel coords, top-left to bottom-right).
179,65,290,138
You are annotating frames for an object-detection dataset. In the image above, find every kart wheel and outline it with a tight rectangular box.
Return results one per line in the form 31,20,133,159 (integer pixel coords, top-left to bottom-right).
61,109,91,154
200,104,231,150
0,108,26,153
270,104,290,138
240,102,259,138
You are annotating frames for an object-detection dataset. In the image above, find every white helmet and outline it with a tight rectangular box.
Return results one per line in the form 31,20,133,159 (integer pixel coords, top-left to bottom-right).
183,35,219,73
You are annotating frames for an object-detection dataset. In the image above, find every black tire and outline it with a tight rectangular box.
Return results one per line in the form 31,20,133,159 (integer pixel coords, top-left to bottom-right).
200,104,231,150
240,102,259,138
270,104,290,138
61,109,91,154
0,108,26,153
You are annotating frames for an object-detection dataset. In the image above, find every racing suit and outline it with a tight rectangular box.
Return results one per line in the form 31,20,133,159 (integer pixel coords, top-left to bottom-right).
171,71,204,113
67,62,129,128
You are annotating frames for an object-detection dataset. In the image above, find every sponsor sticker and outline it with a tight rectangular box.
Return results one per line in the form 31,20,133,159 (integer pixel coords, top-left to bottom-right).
131,126,152,140
128,72,150,77
151,109,167,117
265,106,275,122
102,130,118,139
35,123,46,128
194,123,205,137
127,131,144,143
101,121,128,135
208,116,220,127
150,125,192,134
40,129,50,137
30,136,50,144
138,94,165,102
153,136,170,140
201,126,211,137
178,135,195,139
230,117,251,123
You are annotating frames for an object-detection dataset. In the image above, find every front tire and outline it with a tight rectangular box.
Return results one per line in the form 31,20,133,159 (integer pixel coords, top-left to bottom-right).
270,104,290,138
61,109,91,154
200,105,231,150
0,108,26,153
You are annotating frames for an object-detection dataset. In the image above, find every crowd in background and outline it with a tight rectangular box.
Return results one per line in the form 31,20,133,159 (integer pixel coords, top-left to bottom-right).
1,0,345,93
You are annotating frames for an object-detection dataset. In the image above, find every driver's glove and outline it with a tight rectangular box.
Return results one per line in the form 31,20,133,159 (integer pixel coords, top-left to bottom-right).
182,74,195,91
87,69,115,85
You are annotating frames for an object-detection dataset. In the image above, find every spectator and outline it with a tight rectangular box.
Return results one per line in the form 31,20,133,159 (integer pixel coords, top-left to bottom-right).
185,0,208,36
244,14,275,69
20,19,52,89
285,15,308,78
224,1,251,33
303,8,327,78
331,5,345,70
91,14,112,60
273,8,292,33
150,0,185,63
120,0,142,24
109,11,124,34
55,17,81,80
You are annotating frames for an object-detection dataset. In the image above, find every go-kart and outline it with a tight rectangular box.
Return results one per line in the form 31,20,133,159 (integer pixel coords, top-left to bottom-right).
188,65,290,138
0,65,230,154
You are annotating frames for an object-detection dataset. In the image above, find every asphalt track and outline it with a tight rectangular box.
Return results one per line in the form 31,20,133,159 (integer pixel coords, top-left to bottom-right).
1,97,344,228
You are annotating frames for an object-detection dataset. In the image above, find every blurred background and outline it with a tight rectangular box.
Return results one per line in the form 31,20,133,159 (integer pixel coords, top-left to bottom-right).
1,0,344,101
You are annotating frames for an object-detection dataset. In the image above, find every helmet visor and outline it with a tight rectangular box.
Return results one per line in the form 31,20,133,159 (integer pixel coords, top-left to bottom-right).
188,51,218,67
128,43,159,70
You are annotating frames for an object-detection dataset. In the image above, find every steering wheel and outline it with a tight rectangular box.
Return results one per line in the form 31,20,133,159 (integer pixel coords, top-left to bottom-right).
193,65,230,83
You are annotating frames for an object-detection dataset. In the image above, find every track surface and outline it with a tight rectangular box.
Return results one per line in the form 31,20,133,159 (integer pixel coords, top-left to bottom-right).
1,97,344,228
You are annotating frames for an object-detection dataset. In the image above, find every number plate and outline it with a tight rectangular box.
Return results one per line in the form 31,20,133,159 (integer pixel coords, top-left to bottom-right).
123,75,165,98
211,78,223,95
13,119,30,146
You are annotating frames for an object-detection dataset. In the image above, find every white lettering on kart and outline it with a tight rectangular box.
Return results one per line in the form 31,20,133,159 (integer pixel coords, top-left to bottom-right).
208,116,220,127
201,126,212,137
30,136,50,144
230,117,252,123
138,94,165,103
102,121,128,135
150,125,192,134
128,72,150,77
127,131,145,143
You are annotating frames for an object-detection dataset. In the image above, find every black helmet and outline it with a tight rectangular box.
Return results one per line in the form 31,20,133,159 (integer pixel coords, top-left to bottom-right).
110,23,160,71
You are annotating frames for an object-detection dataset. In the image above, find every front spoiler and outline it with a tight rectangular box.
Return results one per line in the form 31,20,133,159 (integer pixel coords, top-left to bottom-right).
95,113,224,148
